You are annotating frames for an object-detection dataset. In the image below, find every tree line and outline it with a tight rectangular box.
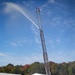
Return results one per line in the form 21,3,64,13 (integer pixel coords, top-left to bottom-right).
0,61,75,75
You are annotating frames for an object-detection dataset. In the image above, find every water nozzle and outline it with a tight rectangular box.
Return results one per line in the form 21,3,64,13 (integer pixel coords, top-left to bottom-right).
36,8,41,12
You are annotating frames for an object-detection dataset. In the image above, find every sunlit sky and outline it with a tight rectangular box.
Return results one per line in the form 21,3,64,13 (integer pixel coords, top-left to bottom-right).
0,0,75,66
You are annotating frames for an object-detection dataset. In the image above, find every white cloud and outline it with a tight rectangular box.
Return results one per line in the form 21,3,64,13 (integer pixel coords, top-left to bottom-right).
41,0,55,9
22,0,35,8
0,53,43,66
0,52,8,57
9,41,18,47
4,5,13,13
46,10,51,15
55,39,60,43
45,36,61,48
49,50,75,63
31,25,40,45
8,38,32,47
0,49,75,66
49,0,55,3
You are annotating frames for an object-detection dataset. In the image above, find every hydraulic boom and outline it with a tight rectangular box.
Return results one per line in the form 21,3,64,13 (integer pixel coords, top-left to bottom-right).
36,8,51,75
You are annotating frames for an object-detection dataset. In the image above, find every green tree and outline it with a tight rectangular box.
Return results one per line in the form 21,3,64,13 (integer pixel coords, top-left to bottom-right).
29,62,45,74
11,65,22,74
68,61,75,75
50,62,59,75
6,63,14,73
59,63,68,75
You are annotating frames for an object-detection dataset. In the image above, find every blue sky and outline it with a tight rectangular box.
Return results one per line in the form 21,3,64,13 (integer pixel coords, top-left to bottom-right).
0,0,75,66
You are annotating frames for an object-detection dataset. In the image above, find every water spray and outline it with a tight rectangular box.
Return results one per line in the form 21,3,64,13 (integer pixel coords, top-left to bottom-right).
5,2,39,29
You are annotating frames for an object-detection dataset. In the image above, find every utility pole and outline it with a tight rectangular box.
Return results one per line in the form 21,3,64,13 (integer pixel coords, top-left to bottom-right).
36,8,51,75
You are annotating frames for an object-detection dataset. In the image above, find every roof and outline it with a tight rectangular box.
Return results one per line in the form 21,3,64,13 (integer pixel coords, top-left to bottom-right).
0,73,21,75
32,73,45,75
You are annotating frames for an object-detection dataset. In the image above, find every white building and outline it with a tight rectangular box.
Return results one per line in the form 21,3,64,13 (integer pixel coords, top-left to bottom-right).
32,73,46,75
0,73,21,75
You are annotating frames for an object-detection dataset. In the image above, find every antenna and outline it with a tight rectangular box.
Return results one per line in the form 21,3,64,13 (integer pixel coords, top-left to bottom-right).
36,8,51,75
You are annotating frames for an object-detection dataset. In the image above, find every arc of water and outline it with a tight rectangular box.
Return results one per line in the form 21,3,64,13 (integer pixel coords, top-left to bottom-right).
5,2,39,29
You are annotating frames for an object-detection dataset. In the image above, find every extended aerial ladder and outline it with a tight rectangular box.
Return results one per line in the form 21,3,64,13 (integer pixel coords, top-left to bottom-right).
36,8,51,75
